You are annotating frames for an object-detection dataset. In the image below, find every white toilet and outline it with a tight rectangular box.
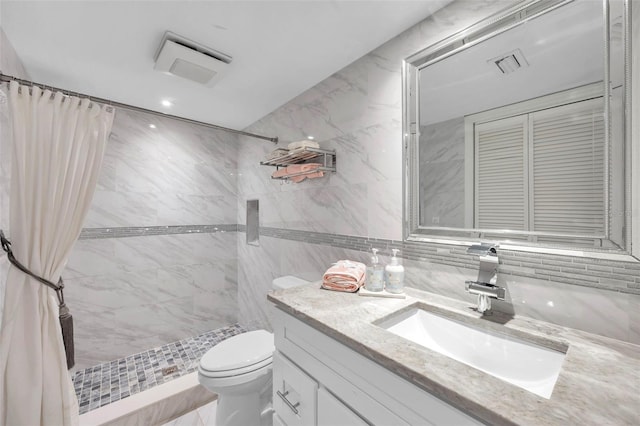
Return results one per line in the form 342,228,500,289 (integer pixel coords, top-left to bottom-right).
198,276,309,426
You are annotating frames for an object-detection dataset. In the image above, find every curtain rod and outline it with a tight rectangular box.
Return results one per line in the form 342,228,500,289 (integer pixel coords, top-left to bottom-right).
0,73,279,144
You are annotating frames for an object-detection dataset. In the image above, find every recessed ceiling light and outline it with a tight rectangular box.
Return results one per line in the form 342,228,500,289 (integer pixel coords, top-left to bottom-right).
161,99,172,107
149,124,157,129
307,136,315,140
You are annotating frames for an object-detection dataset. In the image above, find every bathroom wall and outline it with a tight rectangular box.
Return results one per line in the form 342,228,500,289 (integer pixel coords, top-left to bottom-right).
64,109,239,369
235,0,640,345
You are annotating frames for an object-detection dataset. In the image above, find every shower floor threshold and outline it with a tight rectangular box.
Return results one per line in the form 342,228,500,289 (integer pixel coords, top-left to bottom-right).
79,371,215,426
73,324,247,415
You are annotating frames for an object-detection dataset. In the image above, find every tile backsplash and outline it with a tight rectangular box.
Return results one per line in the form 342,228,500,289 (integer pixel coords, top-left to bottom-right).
238,229,640,345
247,226,640,295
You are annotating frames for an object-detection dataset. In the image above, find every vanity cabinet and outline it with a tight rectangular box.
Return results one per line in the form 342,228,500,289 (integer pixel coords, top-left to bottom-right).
317,388,368,426
271,308,483,426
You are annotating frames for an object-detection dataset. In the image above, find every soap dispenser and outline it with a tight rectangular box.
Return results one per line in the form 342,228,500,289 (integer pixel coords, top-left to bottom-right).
385,249,405,294
365,248,385,292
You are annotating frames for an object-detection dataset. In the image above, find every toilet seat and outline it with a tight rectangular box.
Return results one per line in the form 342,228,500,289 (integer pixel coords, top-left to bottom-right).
199,356,272,378
199,330,275,379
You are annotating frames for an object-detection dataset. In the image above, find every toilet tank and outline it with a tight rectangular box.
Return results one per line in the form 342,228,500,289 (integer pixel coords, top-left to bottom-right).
272,275,309,290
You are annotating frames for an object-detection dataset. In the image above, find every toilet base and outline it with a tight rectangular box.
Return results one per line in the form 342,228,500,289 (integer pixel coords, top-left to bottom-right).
215,376,273,426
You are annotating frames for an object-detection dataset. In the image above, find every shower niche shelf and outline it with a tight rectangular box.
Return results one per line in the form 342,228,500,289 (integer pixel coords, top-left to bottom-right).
260,146,336,181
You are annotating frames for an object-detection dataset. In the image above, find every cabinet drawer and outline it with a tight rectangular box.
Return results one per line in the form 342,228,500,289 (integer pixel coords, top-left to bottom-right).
273,351,317,426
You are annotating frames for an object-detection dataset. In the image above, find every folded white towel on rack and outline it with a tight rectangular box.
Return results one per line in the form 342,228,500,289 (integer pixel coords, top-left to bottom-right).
265,148,290,160
287,140,319,151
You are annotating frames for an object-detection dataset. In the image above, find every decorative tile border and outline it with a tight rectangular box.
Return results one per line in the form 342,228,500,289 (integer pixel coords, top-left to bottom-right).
79,224,238,240
72,324,247,414
252,226,640,295
78,223,640,294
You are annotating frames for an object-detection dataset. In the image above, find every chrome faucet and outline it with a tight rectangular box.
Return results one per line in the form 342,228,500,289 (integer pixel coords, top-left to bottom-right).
465,244,505,314
465,280,506,314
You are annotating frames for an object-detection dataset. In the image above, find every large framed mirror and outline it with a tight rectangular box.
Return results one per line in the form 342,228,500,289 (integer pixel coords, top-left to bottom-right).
403,0,635,257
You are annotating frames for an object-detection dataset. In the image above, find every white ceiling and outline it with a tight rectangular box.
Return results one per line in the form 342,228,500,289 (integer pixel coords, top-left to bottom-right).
1,0,451,130
419,0,604,125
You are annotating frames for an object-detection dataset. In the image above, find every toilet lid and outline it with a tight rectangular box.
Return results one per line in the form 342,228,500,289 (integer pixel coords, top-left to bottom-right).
200,330,275,373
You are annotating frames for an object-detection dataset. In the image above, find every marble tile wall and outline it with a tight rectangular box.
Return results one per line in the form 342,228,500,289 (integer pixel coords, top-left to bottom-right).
236,0,640,346
419,118,465,228
63,108,240,369
85,108,238,229
66,232,239,369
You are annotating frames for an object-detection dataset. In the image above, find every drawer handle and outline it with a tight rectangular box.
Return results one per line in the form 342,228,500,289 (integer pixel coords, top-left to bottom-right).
277,390,300,415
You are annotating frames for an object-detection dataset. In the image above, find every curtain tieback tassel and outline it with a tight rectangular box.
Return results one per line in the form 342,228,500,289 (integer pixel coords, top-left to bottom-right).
0,230,75,369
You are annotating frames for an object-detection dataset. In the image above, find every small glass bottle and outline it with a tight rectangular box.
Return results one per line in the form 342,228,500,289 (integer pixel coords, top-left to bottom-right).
365,248,385,292
385,249,405,294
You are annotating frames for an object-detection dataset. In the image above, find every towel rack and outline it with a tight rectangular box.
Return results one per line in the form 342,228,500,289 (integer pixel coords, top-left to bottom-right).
260,146,336,181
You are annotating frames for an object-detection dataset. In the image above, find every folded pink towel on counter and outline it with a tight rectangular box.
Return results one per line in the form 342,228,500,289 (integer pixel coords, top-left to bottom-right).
272,163,324,182
321,260,366,293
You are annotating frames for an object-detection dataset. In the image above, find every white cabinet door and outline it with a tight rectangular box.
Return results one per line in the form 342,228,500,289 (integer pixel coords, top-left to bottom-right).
273,352,318,426
273,413,288,426
317,387,368,426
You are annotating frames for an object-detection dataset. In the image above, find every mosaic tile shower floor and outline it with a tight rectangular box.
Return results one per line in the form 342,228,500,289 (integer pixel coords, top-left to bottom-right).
73,324,248,414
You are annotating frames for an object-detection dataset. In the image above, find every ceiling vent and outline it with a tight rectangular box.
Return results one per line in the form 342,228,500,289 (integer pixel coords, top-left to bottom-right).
154,31,232,87
488,49,529,75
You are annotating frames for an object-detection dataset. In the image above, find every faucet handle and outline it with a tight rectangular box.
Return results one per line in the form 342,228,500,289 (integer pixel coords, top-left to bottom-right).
465,280,506,300
467,243,498,256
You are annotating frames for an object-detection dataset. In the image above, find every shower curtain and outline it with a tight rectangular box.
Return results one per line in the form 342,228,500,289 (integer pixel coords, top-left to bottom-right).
0,81,114,425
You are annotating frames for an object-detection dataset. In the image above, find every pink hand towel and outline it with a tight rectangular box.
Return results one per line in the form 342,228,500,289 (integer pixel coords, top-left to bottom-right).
321,260,366,293
272,163,324,182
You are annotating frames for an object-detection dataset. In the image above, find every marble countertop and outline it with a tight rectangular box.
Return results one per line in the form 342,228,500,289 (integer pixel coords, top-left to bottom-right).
268,284,640,425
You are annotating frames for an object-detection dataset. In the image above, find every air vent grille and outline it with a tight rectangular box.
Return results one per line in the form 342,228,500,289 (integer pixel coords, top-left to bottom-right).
488,48,529,75
154,31,232,87
170,58,217,84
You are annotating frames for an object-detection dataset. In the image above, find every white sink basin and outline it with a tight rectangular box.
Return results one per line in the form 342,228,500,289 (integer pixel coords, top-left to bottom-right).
377,307,566,399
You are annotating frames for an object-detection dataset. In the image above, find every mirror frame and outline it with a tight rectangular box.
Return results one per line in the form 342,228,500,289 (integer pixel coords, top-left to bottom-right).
402,0,638,260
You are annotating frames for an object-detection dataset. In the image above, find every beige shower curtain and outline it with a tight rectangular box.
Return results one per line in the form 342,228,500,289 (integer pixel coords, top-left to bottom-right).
0,80,114,425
